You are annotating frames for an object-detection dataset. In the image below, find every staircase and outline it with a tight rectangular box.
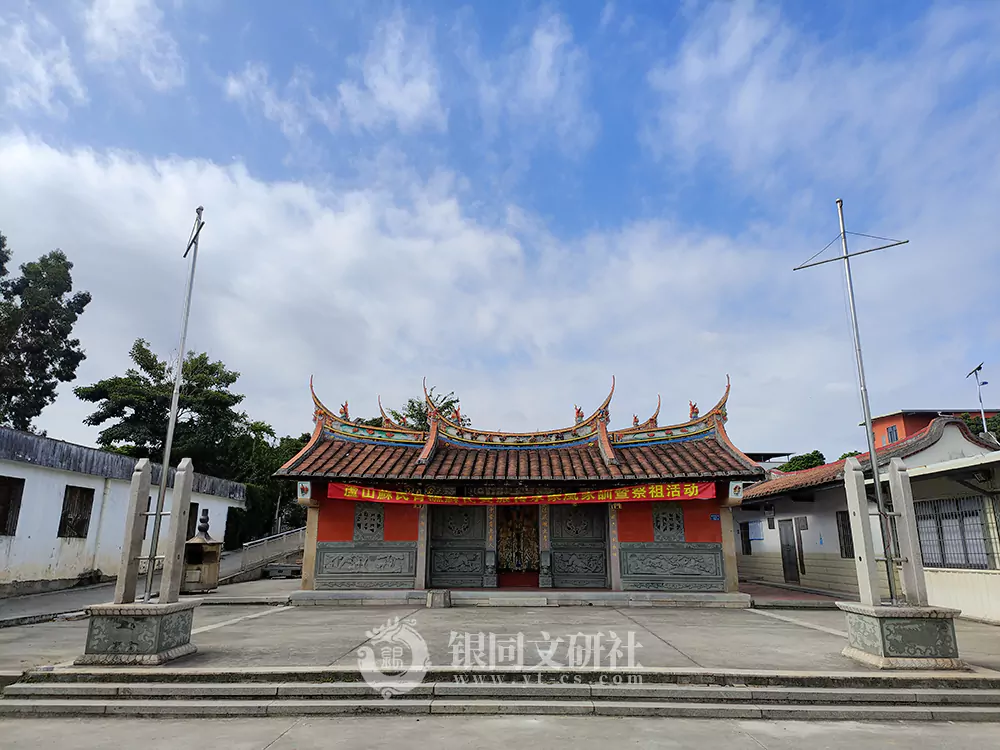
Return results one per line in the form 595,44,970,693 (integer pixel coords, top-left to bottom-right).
4,668,1000,719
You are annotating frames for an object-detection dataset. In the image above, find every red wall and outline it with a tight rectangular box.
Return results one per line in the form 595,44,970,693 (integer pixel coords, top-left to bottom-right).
616,501,721,543
316,499,420,542
618,502,653,542
384,504,420,541
317,499,355,542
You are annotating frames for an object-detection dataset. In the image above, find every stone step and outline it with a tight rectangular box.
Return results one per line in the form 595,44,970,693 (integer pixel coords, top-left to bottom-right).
18,667,1000,690
2,698,1000,720
7,681,1000,706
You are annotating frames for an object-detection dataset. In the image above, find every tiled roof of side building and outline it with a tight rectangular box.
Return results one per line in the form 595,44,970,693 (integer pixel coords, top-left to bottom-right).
743,417,998,501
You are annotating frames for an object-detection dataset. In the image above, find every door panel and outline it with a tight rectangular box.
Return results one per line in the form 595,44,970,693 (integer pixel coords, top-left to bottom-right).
428,506,488,588
550,504,608,588
778,519,800,584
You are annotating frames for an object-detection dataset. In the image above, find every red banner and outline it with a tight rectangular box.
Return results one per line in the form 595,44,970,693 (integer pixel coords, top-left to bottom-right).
327,482,715,505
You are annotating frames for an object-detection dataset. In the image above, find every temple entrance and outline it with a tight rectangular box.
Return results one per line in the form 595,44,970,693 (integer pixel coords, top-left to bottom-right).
497,506,540,587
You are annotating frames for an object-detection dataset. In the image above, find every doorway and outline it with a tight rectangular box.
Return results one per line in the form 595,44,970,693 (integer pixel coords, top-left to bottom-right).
778,519,800,584
497,506,539,587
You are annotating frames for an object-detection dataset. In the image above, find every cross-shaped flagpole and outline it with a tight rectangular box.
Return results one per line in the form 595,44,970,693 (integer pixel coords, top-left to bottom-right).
794,199,908,603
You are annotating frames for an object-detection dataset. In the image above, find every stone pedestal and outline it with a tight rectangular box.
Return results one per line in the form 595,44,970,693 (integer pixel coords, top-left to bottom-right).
837,602,966,670
75,600,200,665
425,589,452,608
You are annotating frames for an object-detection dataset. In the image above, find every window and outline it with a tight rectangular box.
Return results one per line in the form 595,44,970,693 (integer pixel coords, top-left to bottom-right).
739,522,753,555
915,496,998,570
887,425,898,443
58,486,95,539
0,476,25,536
836,510,855,559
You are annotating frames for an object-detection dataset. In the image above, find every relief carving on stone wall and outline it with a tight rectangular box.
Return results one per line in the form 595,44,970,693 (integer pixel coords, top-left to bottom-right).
433,550,482,573
625,553,718,577
321,552,406,575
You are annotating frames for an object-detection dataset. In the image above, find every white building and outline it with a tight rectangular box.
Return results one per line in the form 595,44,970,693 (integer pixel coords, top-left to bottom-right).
735,418,1000,623
0,427,246,598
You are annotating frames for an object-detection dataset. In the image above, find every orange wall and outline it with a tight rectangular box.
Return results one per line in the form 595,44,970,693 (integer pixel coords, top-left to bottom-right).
618,502,653,542
317,499,355,542
316,499,420,542
682,500,723,543
384,504,420,541
616,501,722,543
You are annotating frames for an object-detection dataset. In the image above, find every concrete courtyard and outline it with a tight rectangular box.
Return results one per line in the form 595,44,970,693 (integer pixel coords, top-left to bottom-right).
2,579,999,675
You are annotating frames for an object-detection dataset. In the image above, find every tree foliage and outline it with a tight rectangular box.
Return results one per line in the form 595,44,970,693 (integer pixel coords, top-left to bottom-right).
74,338,245,478
0,232,91,431
777,450,826,472
959,412,1000,438
839,451,862,460
386,387,471,431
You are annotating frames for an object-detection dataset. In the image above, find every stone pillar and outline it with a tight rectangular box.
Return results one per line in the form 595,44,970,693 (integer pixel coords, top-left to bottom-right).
843,457,881,606
718,507,739,593
608,504,623,592
300,497,320,591
79,457,199,665
538,504,552,588
484,505,498,588
158,458,195,604
888,458,928,606
114,459,152,604
414,505,429,590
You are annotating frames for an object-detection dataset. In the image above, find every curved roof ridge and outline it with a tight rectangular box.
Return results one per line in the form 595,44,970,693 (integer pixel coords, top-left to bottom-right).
427,376,617,439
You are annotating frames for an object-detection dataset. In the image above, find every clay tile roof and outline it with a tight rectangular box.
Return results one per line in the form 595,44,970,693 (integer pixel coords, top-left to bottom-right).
743,417,997,501
277,434,763,483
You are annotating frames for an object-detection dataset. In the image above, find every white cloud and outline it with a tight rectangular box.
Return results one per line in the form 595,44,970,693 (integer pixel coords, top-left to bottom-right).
83,0,184,90
225,10,444,143
460,11,598,155
0,11,86,116
338,10,446,133
224,63,338,141
643,1,1000,186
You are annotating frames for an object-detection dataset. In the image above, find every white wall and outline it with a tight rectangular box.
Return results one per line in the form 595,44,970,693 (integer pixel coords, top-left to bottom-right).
0,459,240,591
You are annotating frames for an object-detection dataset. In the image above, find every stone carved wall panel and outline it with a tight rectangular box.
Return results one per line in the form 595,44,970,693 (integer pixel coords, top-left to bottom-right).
619,542,725,592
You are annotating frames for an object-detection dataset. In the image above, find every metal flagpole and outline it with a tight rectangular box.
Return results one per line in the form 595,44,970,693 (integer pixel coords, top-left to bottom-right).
794,200,910,604
966,363,988,434
143,207,205,601
835,199,898,603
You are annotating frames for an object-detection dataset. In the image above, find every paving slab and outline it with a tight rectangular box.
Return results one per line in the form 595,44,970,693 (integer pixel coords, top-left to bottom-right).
618,607,867,671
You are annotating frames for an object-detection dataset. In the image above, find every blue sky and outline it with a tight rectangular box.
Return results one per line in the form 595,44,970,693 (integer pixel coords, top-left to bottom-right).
1,0,999,460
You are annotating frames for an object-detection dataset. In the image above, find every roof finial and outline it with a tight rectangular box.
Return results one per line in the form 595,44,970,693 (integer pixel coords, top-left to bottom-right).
689,401,699,420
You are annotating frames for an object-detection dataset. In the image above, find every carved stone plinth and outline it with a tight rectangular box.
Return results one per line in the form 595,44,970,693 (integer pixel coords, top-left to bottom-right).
75,600,200,665
837,602,966,670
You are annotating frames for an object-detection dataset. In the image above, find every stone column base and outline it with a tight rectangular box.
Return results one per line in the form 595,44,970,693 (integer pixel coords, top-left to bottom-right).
836,601,966,670
75,600,200,666
425,590,452,608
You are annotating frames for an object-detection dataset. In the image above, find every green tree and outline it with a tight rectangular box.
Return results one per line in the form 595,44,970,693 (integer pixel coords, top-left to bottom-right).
0,233,91,431
74,338,245,477
839,451,862,460
777,450,826,472
959,412,1000,438
386,387,471,430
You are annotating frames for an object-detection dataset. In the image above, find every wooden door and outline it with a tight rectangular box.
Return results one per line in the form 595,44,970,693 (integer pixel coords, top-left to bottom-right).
778,519,800,584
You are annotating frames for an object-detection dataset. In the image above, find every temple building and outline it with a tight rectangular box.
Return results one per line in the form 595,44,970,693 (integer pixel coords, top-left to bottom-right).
276,378,763,594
